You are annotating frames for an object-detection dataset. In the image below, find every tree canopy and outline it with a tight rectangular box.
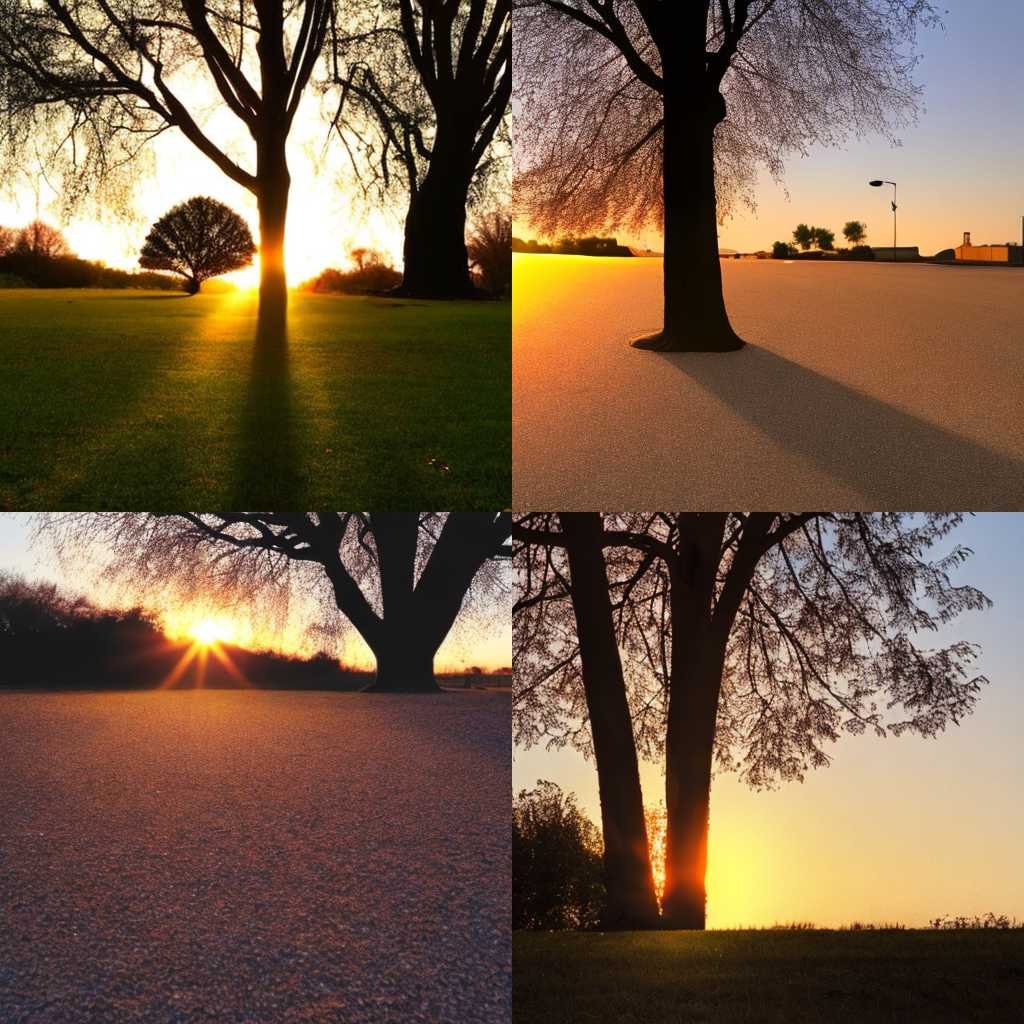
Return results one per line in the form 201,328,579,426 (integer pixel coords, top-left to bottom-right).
140,197,255,293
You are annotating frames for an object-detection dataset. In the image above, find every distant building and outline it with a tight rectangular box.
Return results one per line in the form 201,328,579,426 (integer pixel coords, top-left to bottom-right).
870,246,920,261
954,231,1024,264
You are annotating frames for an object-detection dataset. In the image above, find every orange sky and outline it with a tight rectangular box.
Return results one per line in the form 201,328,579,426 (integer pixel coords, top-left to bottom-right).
0,515,511,673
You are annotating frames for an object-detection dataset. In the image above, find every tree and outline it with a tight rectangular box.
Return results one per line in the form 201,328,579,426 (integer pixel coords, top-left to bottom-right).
0,0,333,331
514,1,938,351
468,209,512,296
140,197,255,294
0,225,17,256
514,512,659,929
514,780,606,930
16,220,70,259
813,226,835,251
40,513,511,693
844,220,867,245
792,223,815,251
771,240,794,259
514,513,991,929
326,0,510,298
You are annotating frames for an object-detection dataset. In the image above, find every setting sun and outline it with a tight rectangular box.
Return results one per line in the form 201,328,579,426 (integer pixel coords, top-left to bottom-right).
190,618,235,648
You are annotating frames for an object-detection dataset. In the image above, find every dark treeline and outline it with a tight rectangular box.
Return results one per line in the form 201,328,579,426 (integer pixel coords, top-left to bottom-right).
512,236,633,257
0,222,178,290
0,574,362,691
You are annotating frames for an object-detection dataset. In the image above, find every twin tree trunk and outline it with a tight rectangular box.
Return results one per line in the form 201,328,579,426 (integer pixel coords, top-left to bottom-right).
399,121,477,299
633,79,744,352
560,514,660,929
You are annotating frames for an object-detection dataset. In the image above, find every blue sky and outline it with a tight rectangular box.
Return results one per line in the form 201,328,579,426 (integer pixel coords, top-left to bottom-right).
514,513,1024,927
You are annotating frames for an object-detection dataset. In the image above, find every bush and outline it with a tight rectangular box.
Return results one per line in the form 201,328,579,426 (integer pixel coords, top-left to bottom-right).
468,210,513,296
513,780,605,930
846,244,875,260
300,251,402,295
772,241,795,259
0,272,27,288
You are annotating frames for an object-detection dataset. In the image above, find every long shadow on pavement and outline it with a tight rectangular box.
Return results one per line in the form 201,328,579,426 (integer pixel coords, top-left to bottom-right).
659,344,1024,506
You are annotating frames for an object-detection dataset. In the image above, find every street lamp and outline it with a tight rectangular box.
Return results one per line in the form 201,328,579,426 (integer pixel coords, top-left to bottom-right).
869,179,897,256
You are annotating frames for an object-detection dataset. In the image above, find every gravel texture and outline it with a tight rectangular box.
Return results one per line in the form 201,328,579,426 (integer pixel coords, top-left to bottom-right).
0,690,511,1023
513,255,1024,508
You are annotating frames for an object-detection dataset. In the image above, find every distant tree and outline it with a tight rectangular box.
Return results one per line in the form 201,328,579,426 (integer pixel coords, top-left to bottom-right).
843,220,867,245
468,210,513,296
0,0,333,329
813,227,836,251
327,0,510,299
514,1,938,351
513,780,605,930
0,225,16,256
792,224,815,251
40,513,511,693
16,221,70,259
771,240,795,259
139,198,255,295
515,513,991,929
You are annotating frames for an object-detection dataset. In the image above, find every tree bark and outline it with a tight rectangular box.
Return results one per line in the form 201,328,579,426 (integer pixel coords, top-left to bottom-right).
256,139,290,337
632,81,744,353
560,512,661,930
397,122,476,299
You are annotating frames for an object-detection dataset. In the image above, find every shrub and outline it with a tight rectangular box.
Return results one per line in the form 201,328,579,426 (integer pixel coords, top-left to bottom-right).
772,240,795,259
468,210,513,296
513,781,605,930
301,250,403,295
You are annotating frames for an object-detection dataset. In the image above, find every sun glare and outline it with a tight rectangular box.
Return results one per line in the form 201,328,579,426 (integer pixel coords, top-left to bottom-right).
190,618,235,647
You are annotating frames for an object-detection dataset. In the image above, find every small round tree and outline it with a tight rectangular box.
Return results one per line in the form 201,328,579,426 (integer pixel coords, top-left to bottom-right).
843,220,868,245
140,197,255,295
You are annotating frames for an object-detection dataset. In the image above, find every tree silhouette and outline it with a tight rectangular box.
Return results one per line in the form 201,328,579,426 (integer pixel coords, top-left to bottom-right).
0,226,15,256
514,513,990,929
468,209,512,296
793,223,815,252
814,226,835,251
41,513,511,693
327,0,509,298
0,0,332,330
140,197,255,294
844,220,867,245
15,221,70,259
514,1,938,351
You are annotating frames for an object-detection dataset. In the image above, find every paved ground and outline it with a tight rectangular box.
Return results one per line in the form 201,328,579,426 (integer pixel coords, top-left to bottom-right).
513,255,1024,507
0,691,510,1023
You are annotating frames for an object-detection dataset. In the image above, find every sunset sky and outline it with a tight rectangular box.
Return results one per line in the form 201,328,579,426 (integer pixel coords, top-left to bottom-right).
0,81,403,286
515,0,1024,259
0,514,511,673
513,513,1024,929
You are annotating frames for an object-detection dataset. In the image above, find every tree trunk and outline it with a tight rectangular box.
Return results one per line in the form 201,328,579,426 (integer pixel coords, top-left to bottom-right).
632,83,743,353
661,638,726,929
363,513,443,693
398,123,476,299
560,513,660,930
256,144,289,338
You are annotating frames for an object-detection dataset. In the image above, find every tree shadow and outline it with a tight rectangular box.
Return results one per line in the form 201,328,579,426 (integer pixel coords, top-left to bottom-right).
229,302,302,502
654,345,1024,505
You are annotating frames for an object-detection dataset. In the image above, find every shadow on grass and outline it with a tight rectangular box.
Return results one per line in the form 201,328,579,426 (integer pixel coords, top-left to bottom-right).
230,305,302,502
658,345,1024,505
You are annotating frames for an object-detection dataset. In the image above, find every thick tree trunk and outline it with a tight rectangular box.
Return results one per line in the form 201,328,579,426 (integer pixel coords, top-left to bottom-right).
560,513,660,930
661,636,726,929
363,513,443,694
256,144,289,338
398,123,476,299
632,84,743,353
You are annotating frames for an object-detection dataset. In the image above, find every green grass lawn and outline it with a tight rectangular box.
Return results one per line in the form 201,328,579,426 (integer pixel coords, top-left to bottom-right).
0,289,509,507
514,930,1024,1023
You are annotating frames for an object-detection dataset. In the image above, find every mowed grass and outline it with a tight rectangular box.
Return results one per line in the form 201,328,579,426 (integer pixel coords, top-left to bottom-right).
0,289,509,507
514,930,1024,1023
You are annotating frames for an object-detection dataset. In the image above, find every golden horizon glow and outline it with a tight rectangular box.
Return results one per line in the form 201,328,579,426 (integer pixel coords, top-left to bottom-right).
190,617,237,648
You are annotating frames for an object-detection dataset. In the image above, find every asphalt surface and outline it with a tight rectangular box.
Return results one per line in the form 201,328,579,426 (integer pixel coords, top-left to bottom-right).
513,255,1024,507
0,691,510,1023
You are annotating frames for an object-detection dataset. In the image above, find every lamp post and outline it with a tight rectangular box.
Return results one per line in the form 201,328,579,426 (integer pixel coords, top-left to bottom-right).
869,179,897,256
